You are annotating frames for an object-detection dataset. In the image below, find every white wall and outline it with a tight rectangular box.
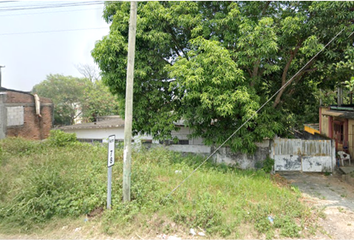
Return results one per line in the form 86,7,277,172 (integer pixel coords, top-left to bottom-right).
64,127,155,143
167,144,211,154
172,127,204,145
64,126,204,145
64,127,125,141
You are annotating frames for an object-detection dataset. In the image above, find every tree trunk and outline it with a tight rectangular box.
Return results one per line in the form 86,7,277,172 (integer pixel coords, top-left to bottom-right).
273,46,300,108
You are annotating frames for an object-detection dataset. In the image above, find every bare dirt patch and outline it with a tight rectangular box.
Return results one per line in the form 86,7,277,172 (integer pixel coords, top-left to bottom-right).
281,171,354,239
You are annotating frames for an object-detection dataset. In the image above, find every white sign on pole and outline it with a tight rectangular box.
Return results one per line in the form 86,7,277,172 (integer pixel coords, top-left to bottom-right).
107,135,115,209
107,135,115,167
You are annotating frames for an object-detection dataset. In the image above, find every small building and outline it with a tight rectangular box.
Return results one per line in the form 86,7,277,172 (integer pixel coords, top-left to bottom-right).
0,87,53,140
60,115,209,154
319,105,354,156
59,115,129,144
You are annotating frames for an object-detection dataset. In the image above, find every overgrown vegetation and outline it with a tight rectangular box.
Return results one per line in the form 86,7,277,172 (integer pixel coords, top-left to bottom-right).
92,1,354,153
0,135,317,239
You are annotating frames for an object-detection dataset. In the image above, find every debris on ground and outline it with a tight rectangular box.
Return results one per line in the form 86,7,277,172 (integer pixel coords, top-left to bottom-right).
189,228,196,236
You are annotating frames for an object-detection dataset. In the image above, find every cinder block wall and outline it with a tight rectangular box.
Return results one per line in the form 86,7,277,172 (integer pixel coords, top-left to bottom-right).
5,91,53,140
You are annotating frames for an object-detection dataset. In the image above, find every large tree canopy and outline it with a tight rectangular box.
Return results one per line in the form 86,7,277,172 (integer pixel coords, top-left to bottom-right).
92,1,354,153
32,74,119,125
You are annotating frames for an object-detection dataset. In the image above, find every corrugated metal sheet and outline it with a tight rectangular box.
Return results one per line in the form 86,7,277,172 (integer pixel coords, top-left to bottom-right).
272,138,334,172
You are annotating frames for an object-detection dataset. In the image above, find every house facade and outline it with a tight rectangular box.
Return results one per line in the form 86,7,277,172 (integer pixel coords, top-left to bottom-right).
0,87,53,140
319,105,354,156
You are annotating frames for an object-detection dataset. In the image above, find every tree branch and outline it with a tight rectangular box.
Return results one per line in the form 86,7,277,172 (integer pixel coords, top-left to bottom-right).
251,59,261,87
160,56,173,66
261,1,271,16
279,65,318,101
165,25,190,61
273,44,302,108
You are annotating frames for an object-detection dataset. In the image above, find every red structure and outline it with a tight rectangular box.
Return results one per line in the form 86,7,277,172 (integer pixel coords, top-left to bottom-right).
0,87,53,140
320,106,354,155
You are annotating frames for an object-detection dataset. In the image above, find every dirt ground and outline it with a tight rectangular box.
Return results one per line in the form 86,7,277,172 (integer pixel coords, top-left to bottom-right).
281,171,354,240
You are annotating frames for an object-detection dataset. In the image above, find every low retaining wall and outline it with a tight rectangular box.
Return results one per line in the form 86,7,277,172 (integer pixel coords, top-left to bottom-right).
167,144,211,155
166,139,271,170
212,140,271,169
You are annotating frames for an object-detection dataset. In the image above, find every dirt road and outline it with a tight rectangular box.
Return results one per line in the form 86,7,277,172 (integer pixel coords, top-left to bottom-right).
281,172,354,239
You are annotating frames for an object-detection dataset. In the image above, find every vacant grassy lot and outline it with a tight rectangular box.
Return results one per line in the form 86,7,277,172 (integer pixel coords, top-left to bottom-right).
0,132,319,239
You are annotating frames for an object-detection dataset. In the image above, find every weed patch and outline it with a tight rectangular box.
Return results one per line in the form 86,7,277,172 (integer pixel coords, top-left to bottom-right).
0,138,317,238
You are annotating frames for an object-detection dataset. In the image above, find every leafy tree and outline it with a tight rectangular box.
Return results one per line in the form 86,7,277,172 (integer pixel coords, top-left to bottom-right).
32,74,88,125
92,1,354,153
81,80,119,122
32,74,119,126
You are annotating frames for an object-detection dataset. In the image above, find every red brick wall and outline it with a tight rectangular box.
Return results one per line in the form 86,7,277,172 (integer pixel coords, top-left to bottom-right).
5,91,53,140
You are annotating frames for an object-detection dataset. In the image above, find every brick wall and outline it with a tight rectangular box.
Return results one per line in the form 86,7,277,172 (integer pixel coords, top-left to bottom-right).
4,90,53,140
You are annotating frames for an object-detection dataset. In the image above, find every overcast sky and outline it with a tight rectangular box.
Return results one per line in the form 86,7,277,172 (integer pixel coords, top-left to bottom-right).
0,0,110,92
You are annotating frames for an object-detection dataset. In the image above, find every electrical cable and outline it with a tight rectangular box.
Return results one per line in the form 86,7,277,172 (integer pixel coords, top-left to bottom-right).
0,6,103,17
0,1,103,12
0,26,108,36
166,27,351,199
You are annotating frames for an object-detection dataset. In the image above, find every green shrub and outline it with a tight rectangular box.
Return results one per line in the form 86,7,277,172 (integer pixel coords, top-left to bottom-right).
47,130,77,147
262,156,275,173
275,215,301,238
0,137,42,156
0,141,107,230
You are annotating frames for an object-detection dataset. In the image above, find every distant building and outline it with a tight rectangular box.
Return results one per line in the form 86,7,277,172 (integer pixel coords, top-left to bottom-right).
0,87,53,140
59,115,209,153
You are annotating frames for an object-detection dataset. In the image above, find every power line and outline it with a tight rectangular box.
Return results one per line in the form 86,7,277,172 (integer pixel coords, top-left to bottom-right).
0,26,109,36
0,6,103,17
0,1,104,12
166,27,351,199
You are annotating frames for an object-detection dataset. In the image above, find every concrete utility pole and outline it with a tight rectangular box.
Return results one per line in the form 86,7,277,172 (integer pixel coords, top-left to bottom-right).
0,66,5,88
123,1,137,203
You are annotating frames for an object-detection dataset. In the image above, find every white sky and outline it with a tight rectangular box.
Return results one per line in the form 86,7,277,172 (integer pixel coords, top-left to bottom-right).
0,0,110,91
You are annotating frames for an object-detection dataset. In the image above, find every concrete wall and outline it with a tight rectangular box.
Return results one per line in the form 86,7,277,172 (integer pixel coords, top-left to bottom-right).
166,140,271,169
64,127,157,143
63,125,271,169
212,140,271,169
167,144,211,154
4,91,53,140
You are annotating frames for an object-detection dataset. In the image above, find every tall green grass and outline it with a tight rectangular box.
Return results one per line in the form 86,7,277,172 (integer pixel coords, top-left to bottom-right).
0,132,315,238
